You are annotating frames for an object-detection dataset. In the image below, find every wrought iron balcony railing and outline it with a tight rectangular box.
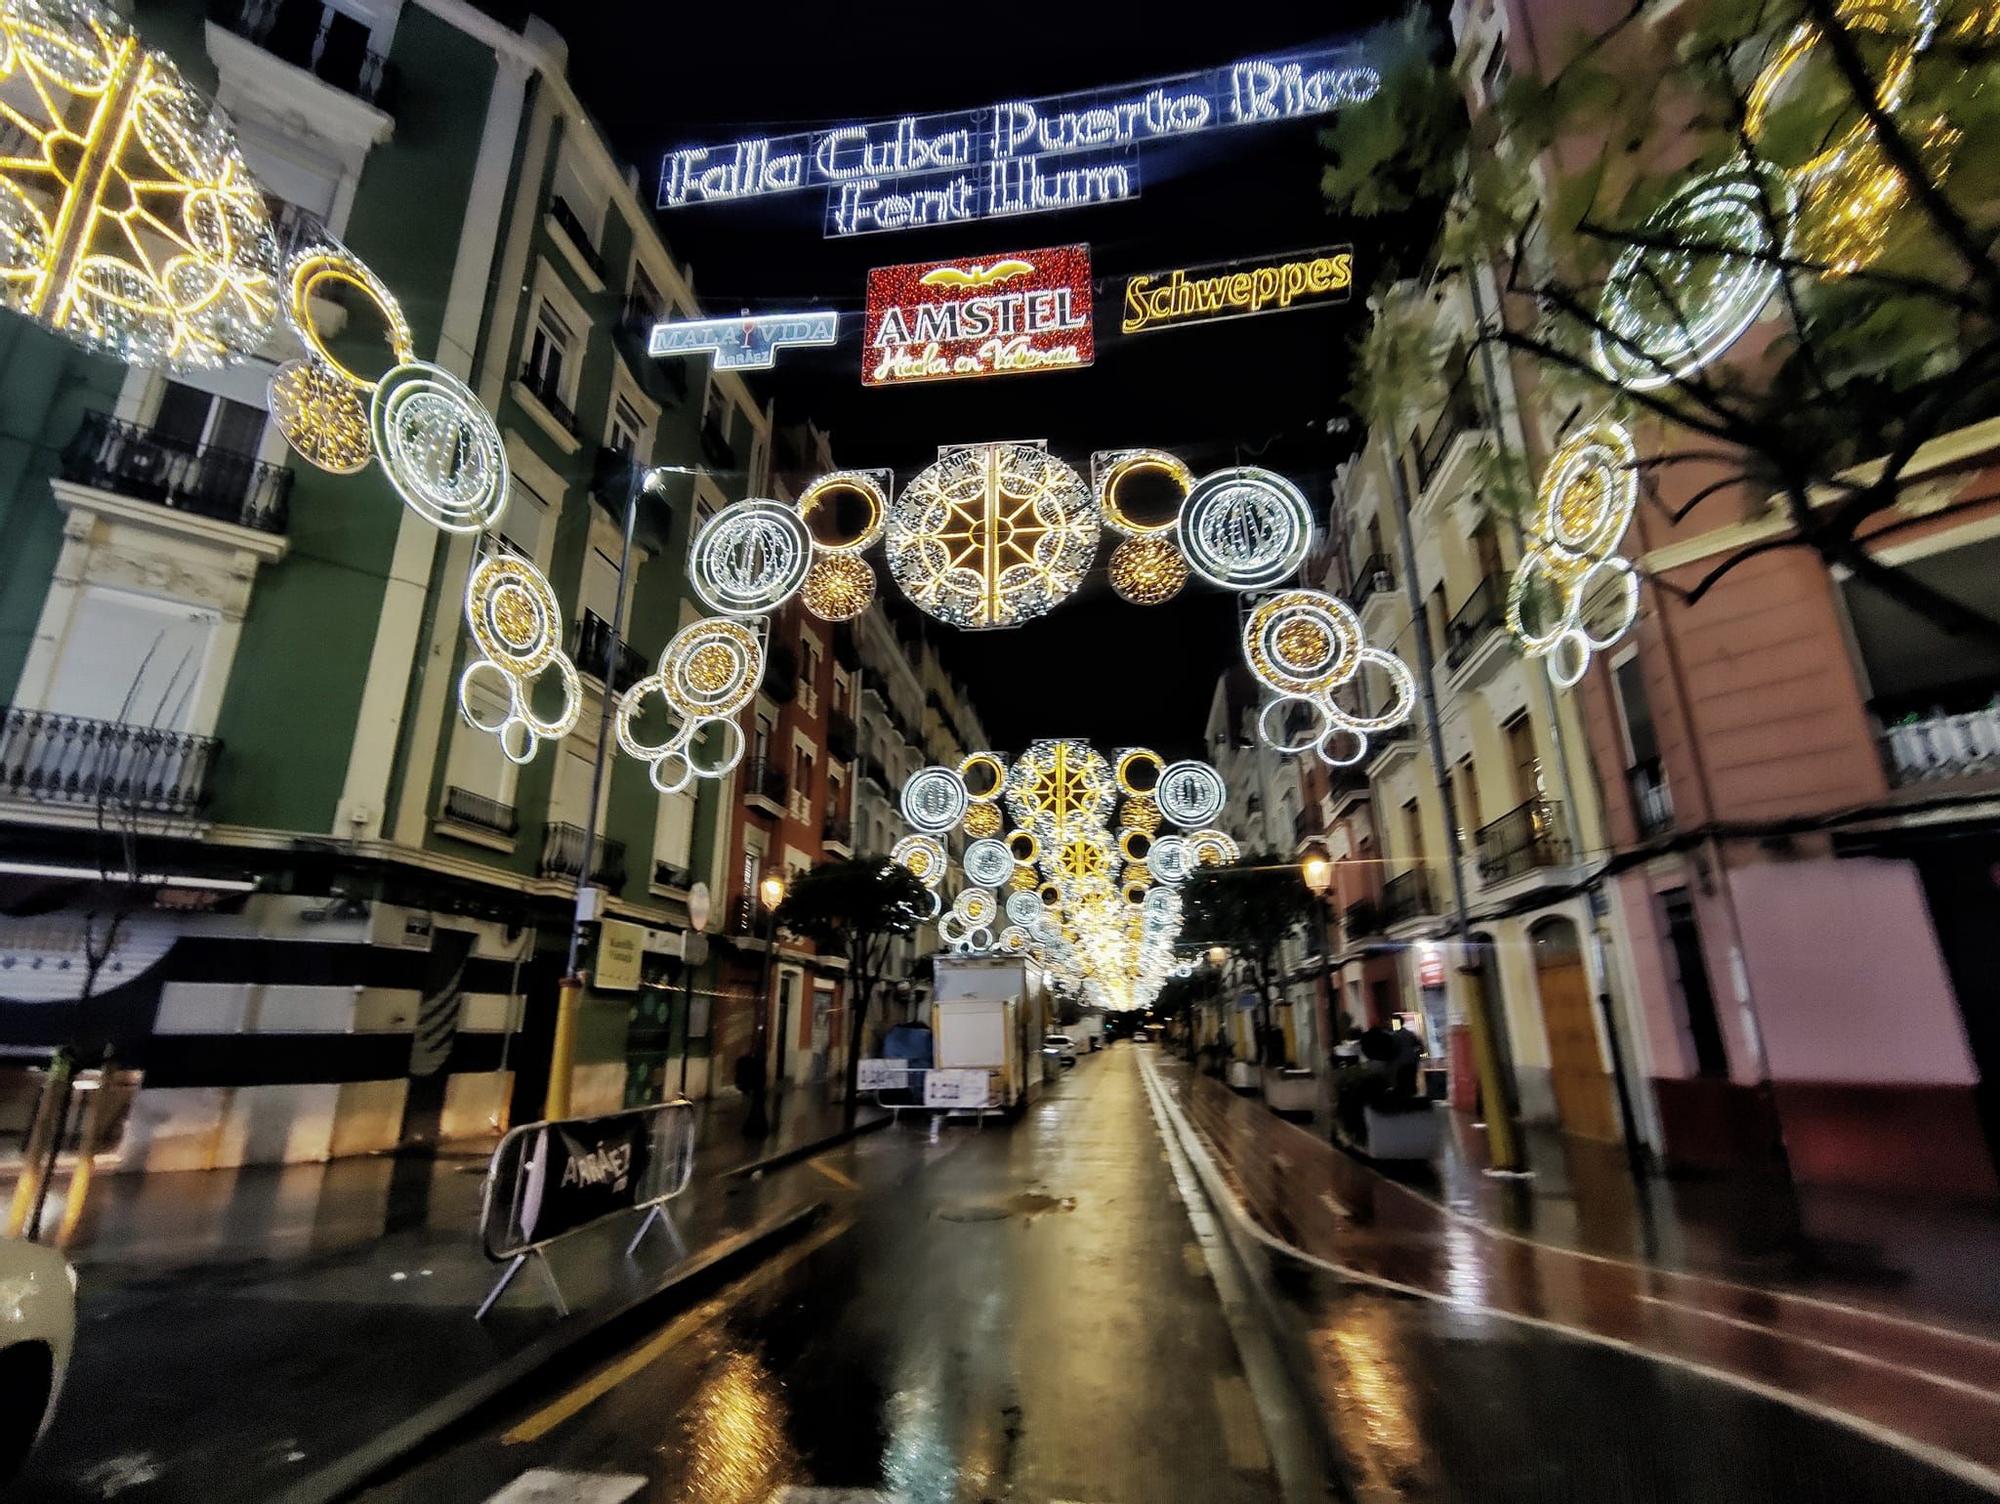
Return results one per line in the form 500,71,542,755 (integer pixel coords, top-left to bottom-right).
1351,552,1396,609
827,711,858,764
440,785,517,837
571,611,648,694
1380,868,1435,927
538,821,626,888
1629,758,1674,837
1444,578,1506,672
1342,897,1384,941
1883,704,2000,784
547,195,606,282
210,0,395,109
0,707,220,819
1417,369,1488,489
742,758,788,808
822,815,854,848
517,362,577,434
62,411,291,534
1475,797,1569,884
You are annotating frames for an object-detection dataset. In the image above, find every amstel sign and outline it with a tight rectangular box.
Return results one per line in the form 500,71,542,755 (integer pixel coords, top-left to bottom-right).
863,244,1094,387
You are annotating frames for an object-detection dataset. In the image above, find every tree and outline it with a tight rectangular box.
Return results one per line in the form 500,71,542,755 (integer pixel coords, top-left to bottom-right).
774,857,930,1123
1322,1,2000,643
1178,856,1316,1066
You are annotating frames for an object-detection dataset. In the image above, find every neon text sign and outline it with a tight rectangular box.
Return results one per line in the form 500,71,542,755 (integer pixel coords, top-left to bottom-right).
1121,248,1354,334
648,312,839,369
863,245,1093,387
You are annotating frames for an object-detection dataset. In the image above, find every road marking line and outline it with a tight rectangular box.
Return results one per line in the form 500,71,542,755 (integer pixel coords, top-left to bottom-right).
1183,1241,1209,1279
809,1158,860,1191
1636,1294,2000,1403
484,1469,646,1502
503,1216,854,1445
1212,1374,1272,1472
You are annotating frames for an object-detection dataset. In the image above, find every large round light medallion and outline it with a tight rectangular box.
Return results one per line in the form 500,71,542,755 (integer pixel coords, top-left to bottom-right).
900,765,970,834
0,0,280,371
1108,535,1190,605
1508,420,1641,688
691,499,813,617
614,616,762,793
459,552,581,765
1005,738,1113,834
891,833,947,888
963,838,1014,889
372,361,510,534
1242,589,1416,767
800,554,876,622
1156,760,1227,828
1591,169,1791,391
886,442,1099,629
1178,468,1313,590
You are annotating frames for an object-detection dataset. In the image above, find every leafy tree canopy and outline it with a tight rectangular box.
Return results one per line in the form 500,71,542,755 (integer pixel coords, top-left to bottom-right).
775,858,929,954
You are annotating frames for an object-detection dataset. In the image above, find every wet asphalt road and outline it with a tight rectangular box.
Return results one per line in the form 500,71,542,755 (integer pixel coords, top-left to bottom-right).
360,1046,1292,1504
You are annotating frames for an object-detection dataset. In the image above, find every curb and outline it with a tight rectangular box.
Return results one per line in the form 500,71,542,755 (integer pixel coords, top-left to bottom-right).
272,1199,829,1504
723,1109,892,1182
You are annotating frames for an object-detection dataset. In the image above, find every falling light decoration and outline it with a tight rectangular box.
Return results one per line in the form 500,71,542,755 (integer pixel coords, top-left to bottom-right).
1177,467,1313,589
885,441,1099,628
1108,535,1191,605
614,616,762,791
1242,589,1417,766
690,499,814,616
1591,169,1792,391
900,765,970,834
372,362,511,534
458,551,582,765
800,554,877,621
1507,420,1642,688
0,0,280,371
1157,760,1227,827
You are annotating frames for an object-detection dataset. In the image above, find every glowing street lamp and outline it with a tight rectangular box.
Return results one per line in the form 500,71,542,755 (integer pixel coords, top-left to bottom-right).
759,872,788,911
1301,853,1333,896
746,870,790,1138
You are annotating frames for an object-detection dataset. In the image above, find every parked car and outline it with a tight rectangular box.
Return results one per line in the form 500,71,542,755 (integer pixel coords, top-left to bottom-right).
1133,1028,1151,1043
0,1237,76,1481
1041,1033,1078,1068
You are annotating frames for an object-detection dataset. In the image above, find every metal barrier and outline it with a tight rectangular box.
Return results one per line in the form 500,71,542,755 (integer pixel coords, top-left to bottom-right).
475,1099,697,1320
857,1060,999,1127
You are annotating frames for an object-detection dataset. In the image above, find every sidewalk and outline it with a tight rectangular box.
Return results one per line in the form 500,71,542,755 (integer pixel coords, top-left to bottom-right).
9,1085,882,1504
1149,1053,2000,1496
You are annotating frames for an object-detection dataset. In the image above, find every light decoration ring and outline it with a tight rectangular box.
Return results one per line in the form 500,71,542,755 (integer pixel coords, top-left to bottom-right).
959,751,1007,801
1119,828,1153,863
1507,420,1642,689
797,470,887,554
0,0,282,371
614,617,763,790
891,833,947,886
800,554,877,622
918,887,944,921
1120,793,1162,833
1187,829,1240,867
963,838,1014,888
1006,829,1041,864
286,247,414,390
900,765,969,834
962,801,1003,838
998,925,1029,954
269,358,370,475
1591,169,1791,391
1115,747,1164,797
371,361,510,534
1178,467,1313,590
1094,448,1192,536
1108,534,1190,606
885,442,1099,629
952,887,998,926
1147,834,1194,885
1156,760,1226,827
1242,589,1417,765
458,552,581,765
690,499,813,617
1005,892,1043,926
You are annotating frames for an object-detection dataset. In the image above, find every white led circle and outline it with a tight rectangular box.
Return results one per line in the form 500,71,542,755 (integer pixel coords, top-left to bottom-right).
891,833,948,886
371,361,509,534
1147,835,1193,885
688,716,746,778
1188,829,1240,867
938,910,970,945
953,887,998,926
919,887,944,920
659,616,764,718
1178,467,1312,590
1592,170,1790,392
900,766,969,834
1157,761,1226,827
963,838,1014,889
1259,695,1331,755
1244,591,1365,697
690,499,813,617
1005,892,1043,926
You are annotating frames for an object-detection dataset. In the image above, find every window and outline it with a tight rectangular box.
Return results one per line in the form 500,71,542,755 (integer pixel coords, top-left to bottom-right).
799,636,820,714
1454,757,1481,834
1472,520,1505,585
45,587,214,732
1612,657,1660,769
580,534,620,626
1504,713,1541,802
526,303,573,398
1401,798,1425,865
1660,888,1729,1078
741,842,761,912
499,477,550,564
654,778,694,877
627,266,662,328
702,379,732,439
754,715,773,768
833,668,851,717
609,396,646,458
793,744,814,799
1426,584,1447,660
154,380,266,457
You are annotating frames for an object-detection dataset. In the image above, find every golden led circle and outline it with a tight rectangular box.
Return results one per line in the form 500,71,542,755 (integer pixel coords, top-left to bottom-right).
1115,748,1164,797
959,752,1006,801
287,249,414,390
1007,829,1041,864
1038,883,1062,908
1120,793,1162,833
1096,449,1192,536
269,358,370,475
800,554,876,622
1008,864,1037,892
1276,616,1333,664
685,642,736,693
891,834,946,885
1120,828,1153,862
659,617,763,718
1245,591,1364,697
1108,535,1189,606
963,802,1002,838
1745,1,1928,182
467,554,559,675
798,471,887,554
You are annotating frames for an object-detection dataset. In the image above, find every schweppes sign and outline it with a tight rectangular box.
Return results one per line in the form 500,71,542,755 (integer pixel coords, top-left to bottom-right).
1121,247,1354,334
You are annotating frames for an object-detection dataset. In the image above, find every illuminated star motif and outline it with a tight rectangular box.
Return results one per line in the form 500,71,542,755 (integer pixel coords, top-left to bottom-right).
886,442,1098,629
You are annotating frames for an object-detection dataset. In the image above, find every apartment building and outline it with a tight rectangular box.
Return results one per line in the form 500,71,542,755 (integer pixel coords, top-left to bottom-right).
0,0,779,1165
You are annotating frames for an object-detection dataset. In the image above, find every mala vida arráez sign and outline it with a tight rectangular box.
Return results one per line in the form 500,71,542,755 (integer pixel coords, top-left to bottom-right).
863,245,1093,387
656,45,1379,238
1121,248,1355,334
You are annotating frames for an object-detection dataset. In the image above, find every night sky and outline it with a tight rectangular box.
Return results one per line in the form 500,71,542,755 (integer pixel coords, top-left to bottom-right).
541,1,1408,756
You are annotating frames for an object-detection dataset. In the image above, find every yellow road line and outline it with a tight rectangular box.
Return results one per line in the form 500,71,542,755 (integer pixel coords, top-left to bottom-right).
808,1158,860,1191
503,1215,853,1445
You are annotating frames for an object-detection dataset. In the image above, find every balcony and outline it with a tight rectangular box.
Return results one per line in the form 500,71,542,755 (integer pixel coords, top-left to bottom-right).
1380,868,1436,928
265,196,329,264
823,815,854,854
1342,897,1384,943
617,295,687,404
1293,807,1318,845
701,416,737,471
571,611,648,694
763,642,798,704
516,361,578,439
209,0,395,110
743,758,787,815
0,708,220,821
1365,715,1416,777
1883,704,2000,785
439,785,517,838
61,411,291,535
1416,369,1490,499
861,752,890,792
832,625,861,672
546,195,607,288
1351,552,1396,610
1443,577,1508,682
1629,758,1674,837
828,710,858,764
539,821,626,888
1475,798,1569,886
651,860,691,892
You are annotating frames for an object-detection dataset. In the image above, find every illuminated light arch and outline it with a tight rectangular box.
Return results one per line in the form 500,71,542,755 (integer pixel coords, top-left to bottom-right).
614,616,763,790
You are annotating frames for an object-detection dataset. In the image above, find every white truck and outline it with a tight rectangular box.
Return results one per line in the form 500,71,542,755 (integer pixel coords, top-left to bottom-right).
930,955,1050,1117
1066,1013,1104,1052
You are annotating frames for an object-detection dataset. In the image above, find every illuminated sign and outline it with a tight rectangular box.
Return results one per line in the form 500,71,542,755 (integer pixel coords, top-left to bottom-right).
647,312,839,369
1121,248,1355,334
660,45,1378,232
863,245,1093,387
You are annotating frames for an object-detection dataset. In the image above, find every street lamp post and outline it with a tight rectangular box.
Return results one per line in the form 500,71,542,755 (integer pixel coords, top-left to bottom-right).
1301,853,1337,1129
743,871,787,1139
